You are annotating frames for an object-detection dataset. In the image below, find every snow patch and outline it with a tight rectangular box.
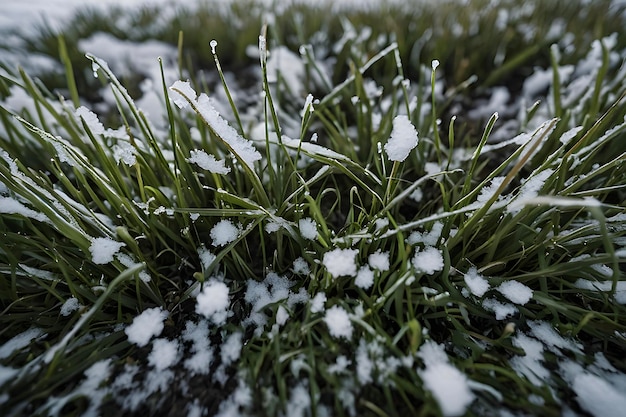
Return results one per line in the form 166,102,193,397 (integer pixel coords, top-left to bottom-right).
384,115,419,162
324,305,353,339
323,248,358,278
195,280,231,325
125,307,168,347
89,237,125,264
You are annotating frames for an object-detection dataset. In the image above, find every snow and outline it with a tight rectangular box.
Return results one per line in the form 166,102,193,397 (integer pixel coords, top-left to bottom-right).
195,280,231,325
182,320,213,375
0,328,44,359
354,266,375,290
298,217,317,240
292,257,310,275
482,298,518,320
575,278,626,304
368,250,390,271
210,219,239,247
188,149,230,174
112,141,137,166
310,292,327,313
266,46,305,97
169,81,262,169
75,106,105,135
148,338,179,371
463,267,490,297
322,248,359,278
497,280,533,305
89,237,126,264
324,305,353,339
0,197,49,223
417,341,475,417
197,246,217,270
572,372,626,417
220,332,243,365
510,333,549,386
384,115,419,162
60,297,81,316
412,246,444,275
125,307,168,347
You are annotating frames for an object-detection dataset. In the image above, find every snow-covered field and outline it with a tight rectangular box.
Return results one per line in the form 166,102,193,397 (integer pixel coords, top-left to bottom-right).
1,1,625,416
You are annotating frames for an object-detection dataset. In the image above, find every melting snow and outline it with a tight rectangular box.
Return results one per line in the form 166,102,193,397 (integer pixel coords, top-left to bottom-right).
575,278,626,304
482,298,518,320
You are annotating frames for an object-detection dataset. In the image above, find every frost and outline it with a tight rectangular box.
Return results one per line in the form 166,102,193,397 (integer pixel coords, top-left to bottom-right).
323,248,358,278
324,305,353,339
60,297,81,316
368,250,390,271
463,267,490,297
497,280,533,305
148,338,179,371
89,237,125,264
384,115,419,162
125,307,168,347
210,219,239,247
412,246,444,275
354,266,374,290
298,217,317,240
195,280,230,325
188,149,230,174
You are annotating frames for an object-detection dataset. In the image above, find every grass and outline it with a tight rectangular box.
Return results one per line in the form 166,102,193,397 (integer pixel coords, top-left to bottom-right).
0,0,625,416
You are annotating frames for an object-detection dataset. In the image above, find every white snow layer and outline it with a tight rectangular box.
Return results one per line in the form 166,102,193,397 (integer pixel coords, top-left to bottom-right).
384,115,419,162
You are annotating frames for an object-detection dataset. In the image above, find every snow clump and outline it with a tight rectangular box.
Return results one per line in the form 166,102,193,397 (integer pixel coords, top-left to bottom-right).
210,219,239,247
463,267,490,297
298,217,317,240
148,338,179,371
324,305,353,339
497,280,533,305
354,266,375,290
412,246,444,274
60,297,81,316
89,237,125,264
384,115,419,162
322,248,359,278
188,149,230,174
125,307,168,347
368,250,390,271
196,280,231,325
418,341,475,416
